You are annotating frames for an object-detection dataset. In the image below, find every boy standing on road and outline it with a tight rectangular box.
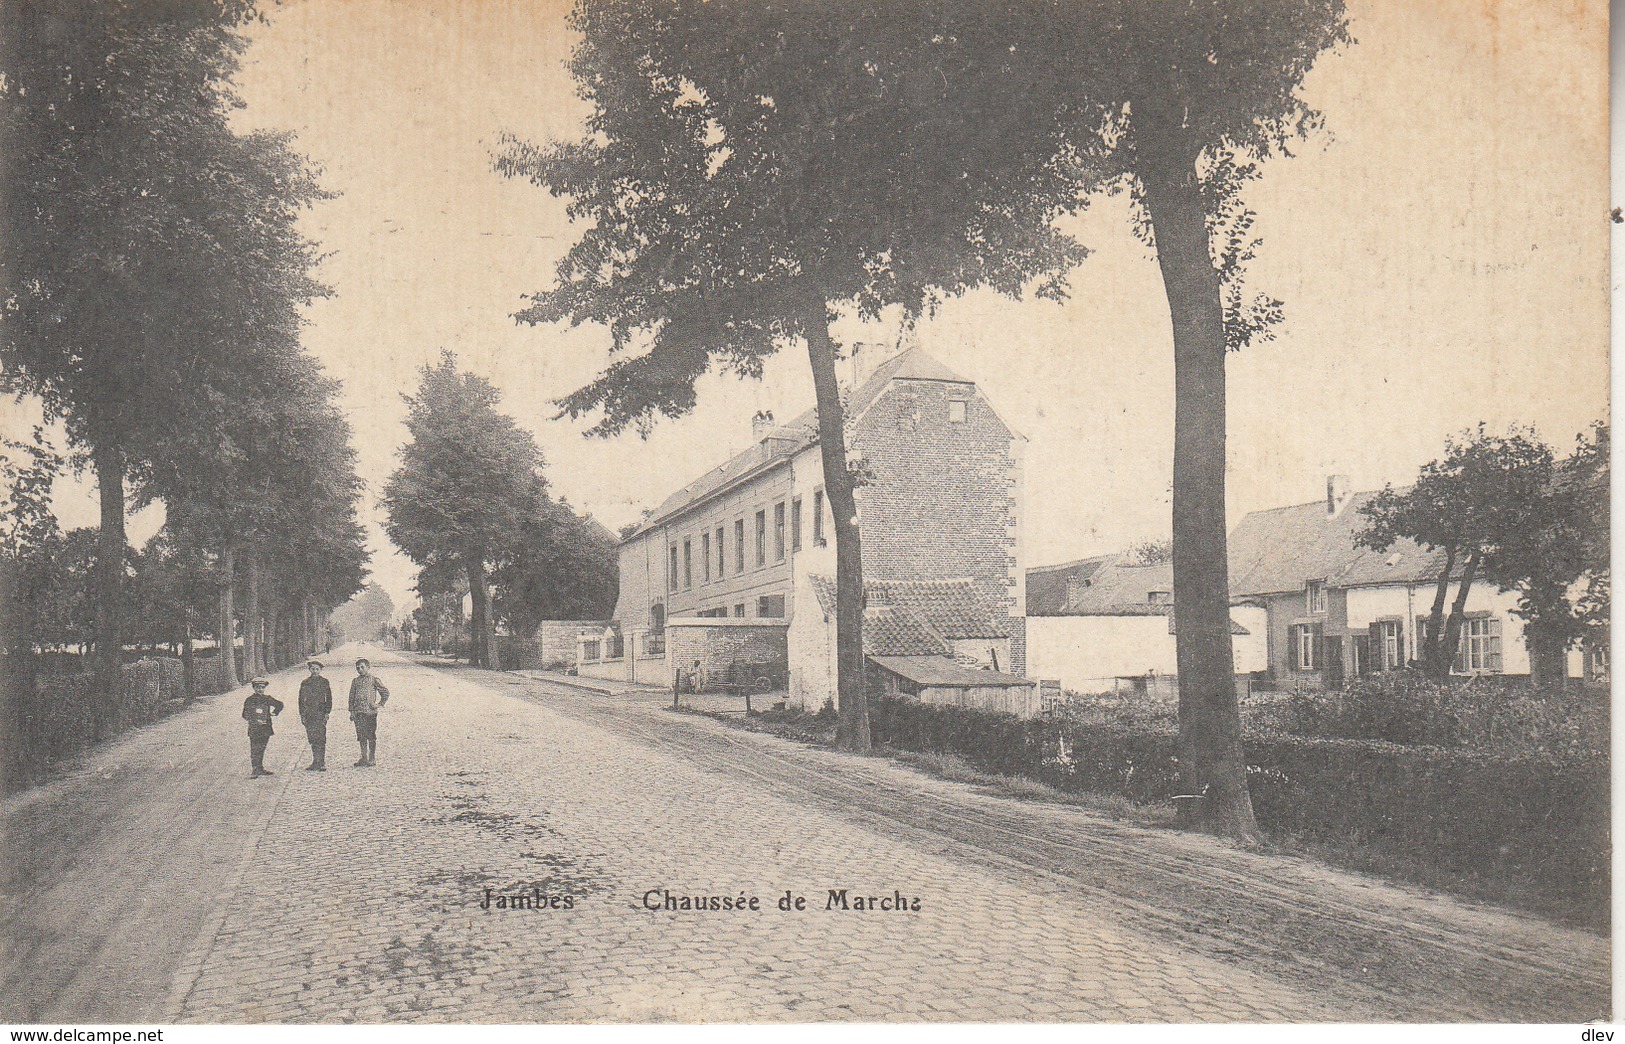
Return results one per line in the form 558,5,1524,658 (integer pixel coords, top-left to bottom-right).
298,660,333,771
241,678,284,777
348,658,390,767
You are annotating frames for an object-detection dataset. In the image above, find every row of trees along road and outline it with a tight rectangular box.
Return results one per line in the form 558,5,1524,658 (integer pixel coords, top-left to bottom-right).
0,0,368,742
1359,423,1609,690
497,0,1351,839
383,352,618,670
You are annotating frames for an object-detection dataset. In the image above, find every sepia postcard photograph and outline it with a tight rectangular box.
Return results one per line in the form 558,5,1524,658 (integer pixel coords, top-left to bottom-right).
0,0,1612,1029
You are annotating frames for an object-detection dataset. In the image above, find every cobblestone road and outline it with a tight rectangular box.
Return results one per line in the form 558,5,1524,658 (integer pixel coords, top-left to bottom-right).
2,646,1608,1024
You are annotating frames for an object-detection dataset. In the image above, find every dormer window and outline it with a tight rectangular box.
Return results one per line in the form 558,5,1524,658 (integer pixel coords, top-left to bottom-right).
1148,590,1172,606
948,400,967,424
1306,580,1328,615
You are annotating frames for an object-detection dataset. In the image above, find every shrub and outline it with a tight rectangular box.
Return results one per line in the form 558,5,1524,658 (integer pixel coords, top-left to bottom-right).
867,695,1608,926
1279,674,1607,754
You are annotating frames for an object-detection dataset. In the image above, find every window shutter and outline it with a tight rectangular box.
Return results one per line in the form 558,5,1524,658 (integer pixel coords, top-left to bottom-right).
1289,625,1301,670
1368,622,1384,671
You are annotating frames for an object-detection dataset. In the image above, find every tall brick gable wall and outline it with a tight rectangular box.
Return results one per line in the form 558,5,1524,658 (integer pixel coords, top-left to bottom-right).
853,377,1025,674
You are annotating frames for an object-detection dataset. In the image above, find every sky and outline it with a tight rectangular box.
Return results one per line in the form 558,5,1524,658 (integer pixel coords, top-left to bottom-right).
17,0,1611,617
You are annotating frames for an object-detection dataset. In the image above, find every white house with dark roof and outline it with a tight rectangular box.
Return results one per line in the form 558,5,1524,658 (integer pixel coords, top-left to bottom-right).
1227,475,1578,687
582,347,1033,713
1024,553,1266,696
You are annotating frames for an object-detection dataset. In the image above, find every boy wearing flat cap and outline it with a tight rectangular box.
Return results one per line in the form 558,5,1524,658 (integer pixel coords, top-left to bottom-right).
298,659,333,771
241,678,284,777
348,658,390,767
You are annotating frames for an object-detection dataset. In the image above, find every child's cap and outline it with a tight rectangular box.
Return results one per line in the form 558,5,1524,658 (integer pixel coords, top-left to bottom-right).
307,659,323,669
250,677,269,688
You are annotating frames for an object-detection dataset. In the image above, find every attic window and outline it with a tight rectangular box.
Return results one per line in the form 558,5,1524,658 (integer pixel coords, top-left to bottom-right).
1148,590,1172,605
948,400,967,424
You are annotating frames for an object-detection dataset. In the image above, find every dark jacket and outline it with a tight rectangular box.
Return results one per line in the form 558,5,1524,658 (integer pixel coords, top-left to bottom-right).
242,693,284,733
348,674,390,718
298,676,333,720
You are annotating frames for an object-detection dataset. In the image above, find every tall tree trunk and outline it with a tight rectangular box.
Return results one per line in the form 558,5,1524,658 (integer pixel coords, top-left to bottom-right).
0,559,34,786
181,608,195,702
803,296,869,752
1439,551,1480,680
1526,616,1569,692
218,544,238,688
92,440,126,741
1422,546,1458,680
1135,118,1258,841
243,546,261,678
467,556,498,669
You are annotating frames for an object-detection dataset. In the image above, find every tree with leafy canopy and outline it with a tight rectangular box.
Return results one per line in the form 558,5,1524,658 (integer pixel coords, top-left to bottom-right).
0,429,65,780
992,0,1352,839
491,502,619,639
384,352,553,669
498,0,1105,750
1,0,331,702
1478,422,1609,691
1359,425,1555,683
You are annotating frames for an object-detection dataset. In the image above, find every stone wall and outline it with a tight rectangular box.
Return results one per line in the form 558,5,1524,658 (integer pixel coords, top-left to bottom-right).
667,618,789,691
505,620,607,670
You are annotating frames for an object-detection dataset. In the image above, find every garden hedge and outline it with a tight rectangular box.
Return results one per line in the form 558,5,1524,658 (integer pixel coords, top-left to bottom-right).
868,696,1608,920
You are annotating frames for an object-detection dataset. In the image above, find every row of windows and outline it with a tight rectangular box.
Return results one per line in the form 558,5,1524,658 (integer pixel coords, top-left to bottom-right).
675,594,788,620
666,490,827,592
1292,616,1503,673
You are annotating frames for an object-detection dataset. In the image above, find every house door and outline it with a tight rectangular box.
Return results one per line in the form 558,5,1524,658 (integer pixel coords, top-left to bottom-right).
1323,635,1345,689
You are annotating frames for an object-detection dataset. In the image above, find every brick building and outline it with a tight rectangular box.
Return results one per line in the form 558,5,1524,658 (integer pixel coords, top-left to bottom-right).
581,348,1030,712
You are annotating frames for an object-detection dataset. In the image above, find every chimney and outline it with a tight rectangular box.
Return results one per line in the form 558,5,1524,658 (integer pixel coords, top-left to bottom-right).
1326,474,1351,517
752,410,775,442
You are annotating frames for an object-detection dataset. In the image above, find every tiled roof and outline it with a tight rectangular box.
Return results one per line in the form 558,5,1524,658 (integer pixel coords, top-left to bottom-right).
1051,555,1174,616
869,656,1034,688
623,349,972,541
1025,552,1249,633
1227,490,1453,596
1025,554,1112,615
863,606,952,657
865,578,1010,639
809,575,1009,650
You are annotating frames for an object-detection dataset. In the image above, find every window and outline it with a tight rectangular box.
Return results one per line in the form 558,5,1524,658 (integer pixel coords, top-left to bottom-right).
669,546,679,593
1292,623,1324,671
650,604,665,632
701,533,711,583
755,510,767,567
735,519,745,572
813,490,826,546
733,603,746,618
757,593,786,618
774,502,786,561
948,399,967,424
582,639,601,662
683,538,692,589
1463,616,1503,672
716,526,726,578
1305,580,1328,615
1379,620,1403,669
607,633,625,659
1147,590,1172,606
791,498,803,551
896,392,921,431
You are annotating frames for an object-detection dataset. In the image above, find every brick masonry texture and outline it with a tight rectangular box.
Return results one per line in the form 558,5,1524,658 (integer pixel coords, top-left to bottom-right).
854,378,1024,673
